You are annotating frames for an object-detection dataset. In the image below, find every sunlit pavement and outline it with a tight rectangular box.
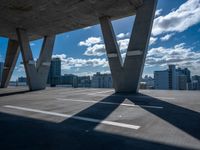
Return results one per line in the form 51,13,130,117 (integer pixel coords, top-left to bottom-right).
0,87,200,150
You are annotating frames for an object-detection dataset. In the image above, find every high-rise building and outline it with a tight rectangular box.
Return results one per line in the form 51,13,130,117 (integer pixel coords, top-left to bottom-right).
168,65,178,90
17,76,27,86
177,67,191,83
78,76,91,87
18,76,27,83
91,72,112,88
61,74,78,88
154,65,191,90
140,75,154,89
0,62,4,83
191,75,200,90
178,75,187,90
47,58,61,86
154,70,169,89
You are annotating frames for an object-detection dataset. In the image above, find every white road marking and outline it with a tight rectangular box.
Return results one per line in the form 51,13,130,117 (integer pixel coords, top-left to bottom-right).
4,105,140,130
87,90,114,95
56,98,163,109
154,97,175,100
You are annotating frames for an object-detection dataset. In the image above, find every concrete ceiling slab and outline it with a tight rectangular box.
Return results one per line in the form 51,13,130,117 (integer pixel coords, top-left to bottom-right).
0,0,143,40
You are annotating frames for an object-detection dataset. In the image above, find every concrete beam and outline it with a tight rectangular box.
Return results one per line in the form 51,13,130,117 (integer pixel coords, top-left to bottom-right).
16,29,55,91
100,0,157,93
0,39,19,88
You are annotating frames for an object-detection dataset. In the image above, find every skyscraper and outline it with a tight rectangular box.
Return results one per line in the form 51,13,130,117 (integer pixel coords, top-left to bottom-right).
91,72,112,88
47,58,61,86
154,65,191,90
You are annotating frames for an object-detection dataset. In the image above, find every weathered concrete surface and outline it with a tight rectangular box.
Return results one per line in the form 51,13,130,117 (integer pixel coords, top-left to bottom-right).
0,0,143,40
16,29,55,90
0,87,200,150
100,0,157,93
0,39,19,88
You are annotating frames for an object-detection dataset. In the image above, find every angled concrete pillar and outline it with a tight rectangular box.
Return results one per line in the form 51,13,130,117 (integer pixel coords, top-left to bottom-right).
16,29,55,91
100,0,157,93
0,39,19,88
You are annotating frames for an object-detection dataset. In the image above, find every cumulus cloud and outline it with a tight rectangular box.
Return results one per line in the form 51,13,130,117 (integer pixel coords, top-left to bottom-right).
117,38,130,53
84,44,105,56
150,37,158,45
16,64,25,72
155,9,162,17
83,26,92,30
30,42,35,46
116,32,130,39
146,43,200,74
79,37,102,47
52,54,108,69
80,33,156,57
160,33,175,41
152,0,200,36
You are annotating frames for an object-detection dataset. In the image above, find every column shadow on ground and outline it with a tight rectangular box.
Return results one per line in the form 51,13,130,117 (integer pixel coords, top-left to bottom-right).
0,92,200,149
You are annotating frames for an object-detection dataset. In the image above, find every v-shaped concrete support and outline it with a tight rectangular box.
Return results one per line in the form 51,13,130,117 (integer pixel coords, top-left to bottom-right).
0,39,20,88
16,29,55,91
100,0,157,93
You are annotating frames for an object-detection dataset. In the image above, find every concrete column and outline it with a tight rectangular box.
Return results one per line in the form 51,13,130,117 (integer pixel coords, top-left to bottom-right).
16,28,55,91
0,39,19,88
100,0,157,93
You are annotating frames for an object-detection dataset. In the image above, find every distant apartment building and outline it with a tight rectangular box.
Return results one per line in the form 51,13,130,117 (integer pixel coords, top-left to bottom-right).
91,72,112,88
78,76,91,87
61,74,78,88
140,75,154,89
47,58,61,86
18,76,27,83
190,75,200,90
154,69,169,89
0,62,4,83
17,76,27,86
154,65,191,90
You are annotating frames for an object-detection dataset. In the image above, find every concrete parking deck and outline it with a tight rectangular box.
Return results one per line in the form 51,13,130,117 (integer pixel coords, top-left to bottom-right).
0,87,200,150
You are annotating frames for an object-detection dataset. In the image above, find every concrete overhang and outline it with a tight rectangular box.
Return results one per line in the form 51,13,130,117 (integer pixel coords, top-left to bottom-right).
0,0,143,40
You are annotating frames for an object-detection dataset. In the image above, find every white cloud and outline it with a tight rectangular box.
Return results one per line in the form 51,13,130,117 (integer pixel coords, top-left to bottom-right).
30,42,35,46
160,33,175,41
16,64,25,72
84,44,105,56
146,43,200,74
83,26,92,30
117,38,129,53
52,54,108,70
83,38,130,56
79,37,102,47
155,9,162,17
116,32,130,39
152,0,200,36
150,37,158,45
81,33,157,57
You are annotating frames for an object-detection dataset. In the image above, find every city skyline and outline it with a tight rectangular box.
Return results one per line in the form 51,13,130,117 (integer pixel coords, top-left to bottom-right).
0,0,200,80
15,62,200,91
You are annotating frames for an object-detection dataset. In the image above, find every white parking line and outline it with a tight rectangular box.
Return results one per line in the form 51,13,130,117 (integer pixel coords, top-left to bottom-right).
56,98,163,109
87,90,114,95
4,105,140,130
154,97,175,100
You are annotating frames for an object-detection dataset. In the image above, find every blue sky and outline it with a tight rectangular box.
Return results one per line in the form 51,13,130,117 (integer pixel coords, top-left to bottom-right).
0,0,200,81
